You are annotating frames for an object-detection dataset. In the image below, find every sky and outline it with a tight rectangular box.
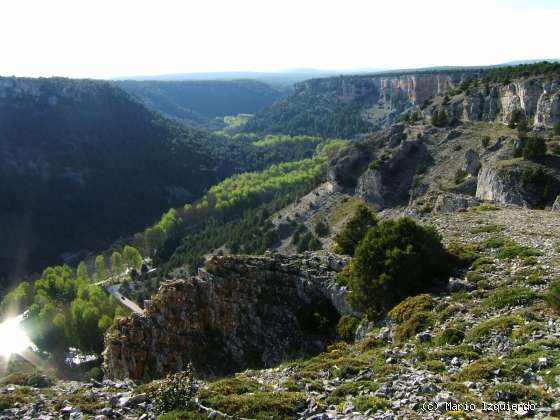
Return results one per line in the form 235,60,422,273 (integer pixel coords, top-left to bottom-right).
1,0,559,79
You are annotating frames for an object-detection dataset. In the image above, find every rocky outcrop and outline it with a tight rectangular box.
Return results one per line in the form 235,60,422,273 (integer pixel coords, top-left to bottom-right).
296,71,479,113
356,139,429,208
463,149,481,176
459,79,560,128
475,166,529,206
432,193,479,214
475,164,560,208
103,252,354,381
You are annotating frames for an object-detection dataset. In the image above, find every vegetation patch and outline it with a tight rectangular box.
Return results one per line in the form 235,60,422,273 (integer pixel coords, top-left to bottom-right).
483,286,540,309
484,383,552,403
465,315,522,342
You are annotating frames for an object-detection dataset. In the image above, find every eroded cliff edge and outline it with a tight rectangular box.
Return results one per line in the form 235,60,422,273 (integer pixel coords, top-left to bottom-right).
103,252,353,381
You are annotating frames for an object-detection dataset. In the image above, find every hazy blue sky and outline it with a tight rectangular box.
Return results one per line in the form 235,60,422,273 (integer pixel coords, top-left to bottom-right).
1,0,558,79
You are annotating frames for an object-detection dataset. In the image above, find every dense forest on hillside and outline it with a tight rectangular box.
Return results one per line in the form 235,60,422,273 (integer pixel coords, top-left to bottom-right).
243,78,377,137
0,77,326,286
0,139,347,365
483,61,560,83
115,80,281,129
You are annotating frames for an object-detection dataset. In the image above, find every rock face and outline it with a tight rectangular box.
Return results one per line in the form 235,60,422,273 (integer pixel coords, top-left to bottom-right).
463,149,481,176
432,193,479,214
476,166,529,206
103,252,354,381
459,79,560,128
474,164,560,207
355,139,428,208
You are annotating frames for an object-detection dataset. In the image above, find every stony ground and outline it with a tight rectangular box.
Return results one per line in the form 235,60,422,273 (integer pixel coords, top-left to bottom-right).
2,204,560,419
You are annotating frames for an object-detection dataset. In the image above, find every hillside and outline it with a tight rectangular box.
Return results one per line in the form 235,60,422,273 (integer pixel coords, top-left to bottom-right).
3,63,560,419
0,77,294,283
114,79,281,129
245,63,560,138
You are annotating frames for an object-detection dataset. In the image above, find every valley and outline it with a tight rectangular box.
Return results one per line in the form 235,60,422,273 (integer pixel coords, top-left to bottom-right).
1,61,560,419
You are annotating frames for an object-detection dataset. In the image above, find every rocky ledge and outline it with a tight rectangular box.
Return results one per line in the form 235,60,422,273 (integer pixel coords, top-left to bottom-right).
103,252,353,382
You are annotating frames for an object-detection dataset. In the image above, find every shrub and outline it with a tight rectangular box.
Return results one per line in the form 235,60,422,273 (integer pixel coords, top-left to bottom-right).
546,278,560,313
314,220,329,237
522,136,547,160
484,286,539,309
388,294,434,323
348,219,451,318
151,366,196,414
481,136,491,148
394,311,435,342
555,121,560,136
465,315,522,342
336,315,361,342
437,325,466,345
333,204,378,256
484,383,551,403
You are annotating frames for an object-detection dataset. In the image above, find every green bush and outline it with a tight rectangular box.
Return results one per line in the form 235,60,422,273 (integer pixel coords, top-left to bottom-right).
522,136,547,160
394,311,435,342
336,315,361,342
554,121,560,136
436,325,466,345
347,218,452,318
481,136,491,148
333,204,378,256
151,367,196,414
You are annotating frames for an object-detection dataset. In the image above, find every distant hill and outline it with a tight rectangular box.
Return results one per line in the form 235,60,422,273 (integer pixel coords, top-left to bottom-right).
114,79,282,129
115,69,386,91
0,77,255,282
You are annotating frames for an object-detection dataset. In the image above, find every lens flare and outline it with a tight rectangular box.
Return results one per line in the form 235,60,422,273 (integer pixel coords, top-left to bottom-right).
0,315,32,358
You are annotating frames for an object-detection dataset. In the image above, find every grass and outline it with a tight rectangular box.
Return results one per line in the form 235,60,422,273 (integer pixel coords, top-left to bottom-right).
465,315,522,342
198,391,306,419
482,236,542,260
484,383,552,403
470,224,504,234
436,323,466,345
0,387,34,410
327,196,364,228
483,286,540,309
53,388,106,413
324,380,379,405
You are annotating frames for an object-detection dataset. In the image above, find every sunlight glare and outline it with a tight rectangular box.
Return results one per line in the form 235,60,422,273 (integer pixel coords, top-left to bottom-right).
0,315,32,358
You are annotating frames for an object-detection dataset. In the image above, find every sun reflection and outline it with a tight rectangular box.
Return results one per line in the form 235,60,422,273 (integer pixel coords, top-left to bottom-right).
0,314,32,358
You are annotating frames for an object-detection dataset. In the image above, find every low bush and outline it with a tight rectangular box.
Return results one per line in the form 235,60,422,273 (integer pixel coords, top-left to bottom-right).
484,286,540,309
151,367,196,414
436,324,466,345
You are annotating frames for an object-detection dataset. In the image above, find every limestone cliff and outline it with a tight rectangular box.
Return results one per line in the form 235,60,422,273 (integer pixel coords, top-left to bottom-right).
458,79,560,128
103,252,354,381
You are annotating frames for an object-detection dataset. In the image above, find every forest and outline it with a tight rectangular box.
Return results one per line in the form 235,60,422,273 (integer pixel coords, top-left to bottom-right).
115,79,281,129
